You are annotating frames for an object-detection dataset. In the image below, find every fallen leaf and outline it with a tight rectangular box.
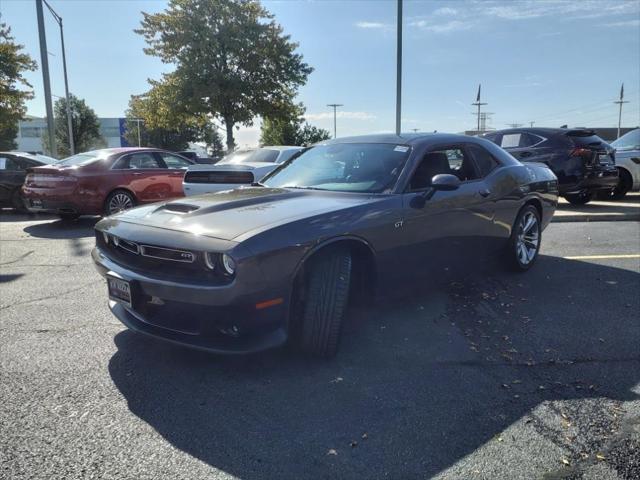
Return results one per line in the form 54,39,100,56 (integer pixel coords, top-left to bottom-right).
512,379,522,384
501,383,511,389
350,441,358,448
327,449,338,456
596,453,606,461
361,433,368,440
331,377,344,383
561,458,570,466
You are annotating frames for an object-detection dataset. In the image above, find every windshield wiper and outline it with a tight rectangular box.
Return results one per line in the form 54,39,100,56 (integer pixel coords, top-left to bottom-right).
250,182,266,187
285,186,328,191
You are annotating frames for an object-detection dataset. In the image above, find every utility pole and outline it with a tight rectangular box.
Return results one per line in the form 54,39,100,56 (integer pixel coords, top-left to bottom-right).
44,0,74,155
134,119,143,147
395,0,403,135
326,104,343,138
614,83,628,139
471,84,487,133
529,121,535,128
410,128,419,132
36,0,56,157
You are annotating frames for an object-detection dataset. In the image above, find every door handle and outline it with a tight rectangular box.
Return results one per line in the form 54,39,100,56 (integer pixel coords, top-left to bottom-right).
132,172,143,176
479,188,491,198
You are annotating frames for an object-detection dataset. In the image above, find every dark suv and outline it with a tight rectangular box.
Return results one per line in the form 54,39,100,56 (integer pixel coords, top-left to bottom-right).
482,128,617,204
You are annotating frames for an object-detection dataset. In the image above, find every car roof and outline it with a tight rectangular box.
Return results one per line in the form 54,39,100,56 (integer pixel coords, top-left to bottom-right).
257,146,303,151
322,132,475,146
487,127,595,137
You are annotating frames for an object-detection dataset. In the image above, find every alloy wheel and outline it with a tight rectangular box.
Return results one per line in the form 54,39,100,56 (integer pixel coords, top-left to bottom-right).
108,193,134,214
516,211,539,266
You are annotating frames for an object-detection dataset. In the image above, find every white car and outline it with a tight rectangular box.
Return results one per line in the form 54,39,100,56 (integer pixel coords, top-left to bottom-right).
605,128,640,199
183,146,303,196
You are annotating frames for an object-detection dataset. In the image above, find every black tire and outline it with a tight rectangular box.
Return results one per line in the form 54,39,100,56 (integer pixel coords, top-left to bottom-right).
597,168,632,201
58,213,80,221
105,190,136,216
506,205,541,272
295,247,352,358
10,189,27,212
564,192,593,205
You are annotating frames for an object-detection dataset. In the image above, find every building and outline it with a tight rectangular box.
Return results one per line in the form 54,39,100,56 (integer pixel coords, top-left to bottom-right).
15,117,128,154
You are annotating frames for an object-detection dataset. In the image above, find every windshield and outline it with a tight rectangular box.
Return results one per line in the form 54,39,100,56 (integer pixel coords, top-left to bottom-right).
611,129,640,151
262,143,411,193
56,150,112,167
220,148,280,164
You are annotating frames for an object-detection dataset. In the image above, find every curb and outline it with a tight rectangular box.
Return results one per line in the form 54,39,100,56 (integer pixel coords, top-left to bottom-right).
551,213,640,223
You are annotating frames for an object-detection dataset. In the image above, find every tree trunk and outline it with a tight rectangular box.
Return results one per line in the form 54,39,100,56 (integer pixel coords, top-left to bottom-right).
224,117,235,151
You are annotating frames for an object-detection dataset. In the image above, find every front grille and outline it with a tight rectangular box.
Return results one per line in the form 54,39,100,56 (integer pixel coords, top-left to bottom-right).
184,170,254,184
96,233,229,284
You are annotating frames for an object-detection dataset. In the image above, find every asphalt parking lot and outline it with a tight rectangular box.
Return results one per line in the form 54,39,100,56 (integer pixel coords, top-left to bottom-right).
1,210,639,479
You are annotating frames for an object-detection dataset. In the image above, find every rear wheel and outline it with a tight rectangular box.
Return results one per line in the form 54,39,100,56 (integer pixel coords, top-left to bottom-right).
564,191,593,205
105,190,136,216
506,205,541,271
295,247,352,358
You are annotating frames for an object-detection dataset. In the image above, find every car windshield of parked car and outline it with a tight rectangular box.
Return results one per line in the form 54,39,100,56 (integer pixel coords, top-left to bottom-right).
56,150,111,167
262,143,411,193
220,148,280,164
611,129,640,151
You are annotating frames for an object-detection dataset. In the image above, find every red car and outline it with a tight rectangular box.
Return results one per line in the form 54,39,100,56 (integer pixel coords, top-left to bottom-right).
22,148,194,219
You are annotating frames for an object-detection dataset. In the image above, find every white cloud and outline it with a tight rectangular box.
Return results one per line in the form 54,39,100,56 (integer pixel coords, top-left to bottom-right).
424,20,472,33
304,111,377,121
433,7,458,16
602,19,640,28
355,21,388,29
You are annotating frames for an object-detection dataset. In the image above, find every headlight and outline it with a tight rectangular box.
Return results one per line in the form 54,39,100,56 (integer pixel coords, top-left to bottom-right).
102,232,109,244
204,252,217,271
222,254,236,275
112,236,120,247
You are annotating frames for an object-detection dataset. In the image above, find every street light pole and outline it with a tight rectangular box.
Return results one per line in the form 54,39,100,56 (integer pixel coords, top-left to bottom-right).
35,0,56,157
614,83,628,139
44,0,74,155
395,0,402,135
327,104,343,138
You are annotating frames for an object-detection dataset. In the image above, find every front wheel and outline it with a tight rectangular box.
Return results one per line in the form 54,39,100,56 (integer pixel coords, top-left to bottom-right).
507,205,541,272
295,247,352,358
105,190,136,216
564,192,593,205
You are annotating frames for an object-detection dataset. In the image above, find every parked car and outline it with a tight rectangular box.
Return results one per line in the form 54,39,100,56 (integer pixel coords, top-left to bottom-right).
92,133,558,357
600,128,640,199
182,146,303,196
0,151,57,210
22,148,194,220
482,128,617,205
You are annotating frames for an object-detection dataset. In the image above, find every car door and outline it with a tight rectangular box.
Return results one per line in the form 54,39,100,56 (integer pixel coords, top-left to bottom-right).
399,144,497,276
115,152,172,203
501,132,546,162
0,155,28,206
157,152,193,198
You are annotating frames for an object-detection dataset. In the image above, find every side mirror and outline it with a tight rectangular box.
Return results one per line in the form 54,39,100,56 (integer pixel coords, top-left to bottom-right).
431,174,461,191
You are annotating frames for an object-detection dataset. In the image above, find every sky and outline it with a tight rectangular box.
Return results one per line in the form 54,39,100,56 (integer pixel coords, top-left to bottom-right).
1,0,639,147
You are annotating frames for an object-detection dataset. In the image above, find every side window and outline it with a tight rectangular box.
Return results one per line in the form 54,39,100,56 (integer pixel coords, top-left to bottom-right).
115,153,163,169
409,147,478,191
501,133,522,149
519,133,542,147
483,133,501,145
2,157,22,170
467,144,500,178
0,157,7,170
160,153,191,169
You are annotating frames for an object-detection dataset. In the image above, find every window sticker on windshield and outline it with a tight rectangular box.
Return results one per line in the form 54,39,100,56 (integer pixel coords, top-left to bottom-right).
394,146,409,152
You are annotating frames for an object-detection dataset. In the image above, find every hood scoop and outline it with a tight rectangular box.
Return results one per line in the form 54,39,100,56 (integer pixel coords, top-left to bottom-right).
154,203,201,214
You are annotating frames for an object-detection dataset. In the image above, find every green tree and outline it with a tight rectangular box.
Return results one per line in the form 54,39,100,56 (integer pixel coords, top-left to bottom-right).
124,75,222,152
260,104,331,146
136,0,312,151
0,18,37,150
46,94,105,157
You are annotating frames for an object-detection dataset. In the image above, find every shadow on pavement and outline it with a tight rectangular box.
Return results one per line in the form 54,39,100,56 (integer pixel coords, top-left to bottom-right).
109,256,639,479
0,210,56,223
22,216,99,240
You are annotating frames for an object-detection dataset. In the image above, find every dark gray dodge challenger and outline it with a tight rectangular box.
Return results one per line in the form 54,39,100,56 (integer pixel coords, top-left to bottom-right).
92,133,558,357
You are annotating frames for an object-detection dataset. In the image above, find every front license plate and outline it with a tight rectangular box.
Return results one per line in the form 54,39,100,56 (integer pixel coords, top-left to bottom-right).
107,276,132,307
31,199,43,208
598,154,611,164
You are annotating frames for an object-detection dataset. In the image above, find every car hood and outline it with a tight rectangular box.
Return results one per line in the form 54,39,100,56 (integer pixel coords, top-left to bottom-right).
111,187,382,241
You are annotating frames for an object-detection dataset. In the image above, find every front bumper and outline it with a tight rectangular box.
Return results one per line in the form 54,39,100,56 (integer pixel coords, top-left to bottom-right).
560,167,619,195
92,247,290,354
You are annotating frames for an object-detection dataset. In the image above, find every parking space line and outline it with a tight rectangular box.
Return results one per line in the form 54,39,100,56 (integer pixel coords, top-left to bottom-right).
562,254,640,260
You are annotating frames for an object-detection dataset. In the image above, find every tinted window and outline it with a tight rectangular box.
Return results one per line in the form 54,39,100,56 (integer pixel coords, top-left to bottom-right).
483,133,500,144
467,144,500,177
115,153,163,169
263,143,410,193
160,153,191,169
519,133,542,147
409,147,478,191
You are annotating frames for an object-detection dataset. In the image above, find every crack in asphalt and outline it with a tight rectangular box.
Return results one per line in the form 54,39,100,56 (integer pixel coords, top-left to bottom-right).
0,251,34,266
0,280,102,311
